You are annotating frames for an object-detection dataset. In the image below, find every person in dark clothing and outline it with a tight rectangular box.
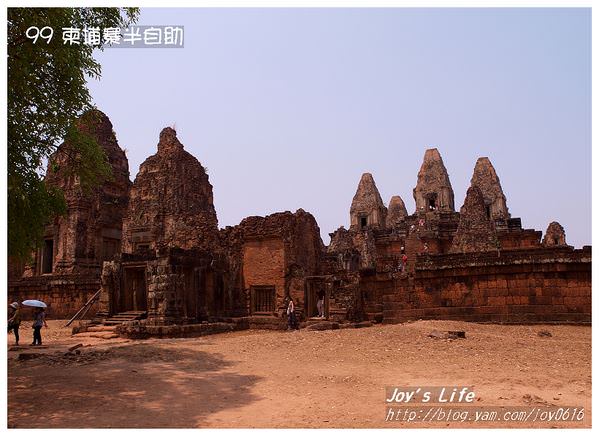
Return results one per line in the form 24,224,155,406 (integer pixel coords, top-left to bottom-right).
31,307,48,346
287,298,298,330
8,302,21,345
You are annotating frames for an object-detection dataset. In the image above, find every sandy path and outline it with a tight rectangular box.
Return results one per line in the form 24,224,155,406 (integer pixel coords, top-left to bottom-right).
7,320,591,428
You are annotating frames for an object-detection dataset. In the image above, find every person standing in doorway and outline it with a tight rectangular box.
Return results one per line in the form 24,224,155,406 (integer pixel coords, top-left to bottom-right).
31,307,48,346
8,302,21,345
317,289,325,318
287,298,298,330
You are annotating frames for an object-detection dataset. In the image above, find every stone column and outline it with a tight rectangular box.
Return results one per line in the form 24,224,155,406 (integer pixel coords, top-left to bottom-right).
146,260,182,325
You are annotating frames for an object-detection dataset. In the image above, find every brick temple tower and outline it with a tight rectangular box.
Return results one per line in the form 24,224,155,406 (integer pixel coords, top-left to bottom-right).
30,109,131,275
349,173,387,231
121,127,219,253
543,221,567,246
413,148,455,213
449,185,499,253
386,195,408,227
470,157,510,221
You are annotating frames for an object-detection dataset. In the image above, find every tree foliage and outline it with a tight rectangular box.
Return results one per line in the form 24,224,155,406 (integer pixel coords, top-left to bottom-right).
8,7,139,260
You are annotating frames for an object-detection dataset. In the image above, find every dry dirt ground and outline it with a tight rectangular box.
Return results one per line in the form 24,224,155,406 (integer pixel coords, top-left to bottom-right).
7,319,591,428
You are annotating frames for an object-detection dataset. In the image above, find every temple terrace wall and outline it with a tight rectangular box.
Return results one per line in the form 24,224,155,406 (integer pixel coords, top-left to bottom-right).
8,275,100,319
377,246,591,324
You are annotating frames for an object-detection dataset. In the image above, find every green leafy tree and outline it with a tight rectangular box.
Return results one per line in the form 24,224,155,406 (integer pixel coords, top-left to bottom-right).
8,7,139,260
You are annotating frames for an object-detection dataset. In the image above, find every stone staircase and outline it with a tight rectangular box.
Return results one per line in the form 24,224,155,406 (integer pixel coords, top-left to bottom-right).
73,325,119,340
364,302,384,323
102,311,147,326
73,311,147,339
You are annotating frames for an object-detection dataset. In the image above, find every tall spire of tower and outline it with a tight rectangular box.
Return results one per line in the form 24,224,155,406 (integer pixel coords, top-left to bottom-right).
413,148,455,213
470,157,510,220
349,173,387,231
386,195,408,227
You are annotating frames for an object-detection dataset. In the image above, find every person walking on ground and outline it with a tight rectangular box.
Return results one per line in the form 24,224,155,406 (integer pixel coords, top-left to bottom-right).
317,289,325,318
8,302,21,345
287,298,298,330
31,307,48,346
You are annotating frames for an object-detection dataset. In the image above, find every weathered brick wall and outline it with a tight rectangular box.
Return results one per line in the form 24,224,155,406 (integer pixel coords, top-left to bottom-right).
498,229,542,250
8,275,101,319
8,257,25,281
380,247,591,324
242,238,286,312
228,209,325,317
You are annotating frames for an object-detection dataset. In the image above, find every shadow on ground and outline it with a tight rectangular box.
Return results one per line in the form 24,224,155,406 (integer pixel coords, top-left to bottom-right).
8,342,262,428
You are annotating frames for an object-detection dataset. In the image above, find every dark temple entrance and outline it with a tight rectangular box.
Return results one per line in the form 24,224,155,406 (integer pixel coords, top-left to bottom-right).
121,267,147,312
305,279,328,318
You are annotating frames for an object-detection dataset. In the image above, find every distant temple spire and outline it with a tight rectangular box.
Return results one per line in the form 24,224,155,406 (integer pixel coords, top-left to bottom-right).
450,186,498,253
386,195,408,227
470,157,510,221
543,221,567,246
349,173,387,231
413,148,455,213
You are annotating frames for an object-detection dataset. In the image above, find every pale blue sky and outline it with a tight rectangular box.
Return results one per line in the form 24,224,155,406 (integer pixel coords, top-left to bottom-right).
87,8,591,247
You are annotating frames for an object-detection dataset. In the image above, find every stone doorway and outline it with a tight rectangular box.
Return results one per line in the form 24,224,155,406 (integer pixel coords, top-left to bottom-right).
121,267,147,312
305,280,328,319
181,267,201,322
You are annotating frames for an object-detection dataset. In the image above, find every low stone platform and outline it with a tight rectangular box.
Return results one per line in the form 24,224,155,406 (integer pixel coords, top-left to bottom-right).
115,318,250,339
247,315,287,330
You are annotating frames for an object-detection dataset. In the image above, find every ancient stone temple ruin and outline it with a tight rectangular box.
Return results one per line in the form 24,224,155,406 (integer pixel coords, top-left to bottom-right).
97,126,234,325
9,110,131,316
8,111,592,331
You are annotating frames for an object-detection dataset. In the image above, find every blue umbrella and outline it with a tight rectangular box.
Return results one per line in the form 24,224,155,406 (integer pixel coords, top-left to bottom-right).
21,299,47,308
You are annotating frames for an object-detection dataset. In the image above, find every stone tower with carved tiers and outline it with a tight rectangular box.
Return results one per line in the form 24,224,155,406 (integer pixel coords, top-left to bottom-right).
349,173,387,231
470,157,510,221
413,148,455,213
121,127,219,253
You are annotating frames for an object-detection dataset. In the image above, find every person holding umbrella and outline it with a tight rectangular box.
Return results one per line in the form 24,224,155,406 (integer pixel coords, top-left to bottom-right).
21,300,48,346
31,307,48,346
